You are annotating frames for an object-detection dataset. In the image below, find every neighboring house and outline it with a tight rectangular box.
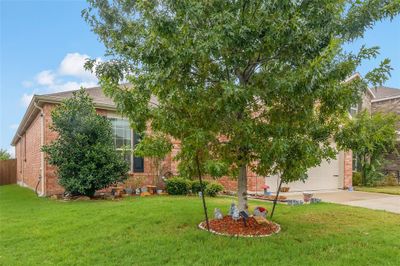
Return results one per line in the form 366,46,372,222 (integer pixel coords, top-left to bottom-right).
370,86,400,176
13,86,356,196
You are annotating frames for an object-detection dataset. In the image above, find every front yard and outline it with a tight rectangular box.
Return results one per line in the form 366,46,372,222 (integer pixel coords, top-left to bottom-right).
355,185,400,195
1,185,399,265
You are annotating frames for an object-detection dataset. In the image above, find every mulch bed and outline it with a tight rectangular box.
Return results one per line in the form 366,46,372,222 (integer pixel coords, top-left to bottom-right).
199,216,280,237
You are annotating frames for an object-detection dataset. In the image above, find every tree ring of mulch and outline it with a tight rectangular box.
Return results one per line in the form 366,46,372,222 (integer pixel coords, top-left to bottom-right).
198,216,281,237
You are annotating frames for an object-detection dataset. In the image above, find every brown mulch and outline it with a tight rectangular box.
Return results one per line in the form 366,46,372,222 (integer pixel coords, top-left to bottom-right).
200,216,280,236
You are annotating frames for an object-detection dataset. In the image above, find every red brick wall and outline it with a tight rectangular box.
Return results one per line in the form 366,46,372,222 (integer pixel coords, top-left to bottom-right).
15,111,43,194
42,104,172,195
343,151,353,188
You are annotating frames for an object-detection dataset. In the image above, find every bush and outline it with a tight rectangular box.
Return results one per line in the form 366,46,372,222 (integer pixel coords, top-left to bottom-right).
204,182,224,197
352,172,362,186
165,177,191,195
379,174,398,186
42,89,129,197
191,180,210,194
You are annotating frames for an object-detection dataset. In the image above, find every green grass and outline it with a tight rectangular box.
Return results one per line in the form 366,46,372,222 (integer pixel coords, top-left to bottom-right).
355,186,400,195
1,185,399,266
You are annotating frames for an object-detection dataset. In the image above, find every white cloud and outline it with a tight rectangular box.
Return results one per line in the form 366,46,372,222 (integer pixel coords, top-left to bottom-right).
58,53,96,80
20,52,101,107
36,70,55,86
10,124,19,130
7,146,15,158
22,80,33,88
50,81,98,93
21,93,33,107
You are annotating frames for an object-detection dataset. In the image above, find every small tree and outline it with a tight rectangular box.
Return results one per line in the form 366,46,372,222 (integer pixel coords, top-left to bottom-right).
42,89,129,197
134,133,172,187
0,149,12,160
336,110,398,186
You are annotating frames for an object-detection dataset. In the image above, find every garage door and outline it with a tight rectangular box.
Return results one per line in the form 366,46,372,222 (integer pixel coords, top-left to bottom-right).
266,153,342,192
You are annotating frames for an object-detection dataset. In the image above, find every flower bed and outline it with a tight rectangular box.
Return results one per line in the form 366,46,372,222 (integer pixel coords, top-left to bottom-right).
199,216,280,237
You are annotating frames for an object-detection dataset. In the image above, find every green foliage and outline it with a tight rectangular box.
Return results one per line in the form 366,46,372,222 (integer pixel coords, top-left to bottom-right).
42,89,129,196
352,172,362,186
83,0,400,207
336,111,399,186
190,180,209,194
134,133,172,186
0,149,11,160
204,182,224,197
165,177,191,195
379,174,398,186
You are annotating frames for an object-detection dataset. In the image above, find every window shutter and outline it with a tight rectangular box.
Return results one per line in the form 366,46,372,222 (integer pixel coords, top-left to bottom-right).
133,132,144,172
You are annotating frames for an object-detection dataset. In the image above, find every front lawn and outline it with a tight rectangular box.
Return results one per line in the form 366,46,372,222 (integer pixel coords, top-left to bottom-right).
355,186,400,195
1,185,399,265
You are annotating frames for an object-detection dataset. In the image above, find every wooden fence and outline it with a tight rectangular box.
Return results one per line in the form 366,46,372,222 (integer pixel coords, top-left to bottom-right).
0,159,17,186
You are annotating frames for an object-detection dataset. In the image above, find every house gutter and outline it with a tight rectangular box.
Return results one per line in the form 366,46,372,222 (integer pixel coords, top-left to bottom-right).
33,102,45,197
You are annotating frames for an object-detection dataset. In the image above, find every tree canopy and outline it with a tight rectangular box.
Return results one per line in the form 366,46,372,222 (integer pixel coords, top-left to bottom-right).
83,0,399,211
0,149,12,161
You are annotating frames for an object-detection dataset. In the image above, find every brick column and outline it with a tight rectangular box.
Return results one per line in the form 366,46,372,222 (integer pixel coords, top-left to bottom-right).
343,151,353,189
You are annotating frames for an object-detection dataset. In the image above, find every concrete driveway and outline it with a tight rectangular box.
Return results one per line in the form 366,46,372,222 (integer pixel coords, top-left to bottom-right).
286,190,400,214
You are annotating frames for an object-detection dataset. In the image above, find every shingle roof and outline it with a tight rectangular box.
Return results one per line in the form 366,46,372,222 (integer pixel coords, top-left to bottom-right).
371,86,400,100
40,86,115,106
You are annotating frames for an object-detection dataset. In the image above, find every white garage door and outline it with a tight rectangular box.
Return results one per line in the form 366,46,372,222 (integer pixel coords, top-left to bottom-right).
266,153,342,192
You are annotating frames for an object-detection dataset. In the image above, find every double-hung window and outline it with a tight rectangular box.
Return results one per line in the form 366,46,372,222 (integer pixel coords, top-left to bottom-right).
109,117,144,172
349,104,359,117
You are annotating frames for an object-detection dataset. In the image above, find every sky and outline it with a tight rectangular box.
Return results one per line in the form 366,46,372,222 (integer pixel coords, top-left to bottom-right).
1,1,400,157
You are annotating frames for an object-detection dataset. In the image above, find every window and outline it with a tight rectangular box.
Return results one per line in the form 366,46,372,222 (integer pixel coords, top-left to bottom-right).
349,104,358,117
352,154,360,172
109,117,144,172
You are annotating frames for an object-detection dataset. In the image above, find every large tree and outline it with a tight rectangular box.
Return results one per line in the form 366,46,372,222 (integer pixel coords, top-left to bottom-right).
42,89,129,197
83,0,399,211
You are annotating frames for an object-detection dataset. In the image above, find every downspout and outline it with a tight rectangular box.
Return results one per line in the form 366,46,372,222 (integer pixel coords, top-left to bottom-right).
33,102,45,197
17,133,24,186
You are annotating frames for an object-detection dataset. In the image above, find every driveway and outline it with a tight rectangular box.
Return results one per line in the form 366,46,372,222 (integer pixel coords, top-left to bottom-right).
286,190,400,214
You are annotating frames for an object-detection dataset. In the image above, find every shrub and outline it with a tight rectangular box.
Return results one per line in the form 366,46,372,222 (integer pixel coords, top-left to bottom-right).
165,177,191,195
191,180,210,194
42,89,129,197
205,182,224,197
352,172,362,186
379,174,398,186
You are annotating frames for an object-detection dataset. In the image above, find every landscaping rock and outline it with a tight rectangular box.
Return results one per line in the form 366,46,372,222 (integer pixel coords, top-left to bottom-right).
310,198,322,203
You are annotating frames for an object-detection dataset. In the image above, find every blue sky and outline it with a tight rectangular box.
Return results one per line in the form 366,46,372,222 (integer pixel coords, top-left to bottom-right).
1,1,399,156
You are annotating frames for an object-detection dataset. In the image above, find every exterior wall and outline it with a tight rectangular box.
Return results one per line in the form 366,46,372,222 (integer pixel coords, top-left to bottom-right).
42,104,174,195
372,98,400,173
15,111,43,194
360,92,373,114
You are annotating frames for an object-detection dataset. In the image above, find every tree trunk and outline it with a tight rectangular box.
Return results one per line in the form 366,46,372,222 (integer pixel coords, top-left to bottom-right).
238,165,248,212
270,178,283,219
195,154,210,231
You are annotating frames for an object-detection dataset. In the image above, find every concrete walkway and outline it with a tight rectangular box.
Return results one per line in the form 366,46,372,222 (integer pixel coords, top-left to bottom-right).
284,190,400,214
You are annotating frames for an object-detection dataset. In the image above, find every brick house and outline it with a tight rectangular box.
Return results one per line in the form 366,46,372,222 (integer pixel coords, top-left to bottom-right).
12,85,362,196
370,86,400,176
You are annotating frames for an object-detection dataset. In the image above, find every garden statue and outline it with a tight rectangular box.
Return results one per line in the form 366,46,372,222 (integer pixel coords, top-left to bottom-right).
253,207,267,218
214,208,223,220
232,207,240,221
228,202,236,216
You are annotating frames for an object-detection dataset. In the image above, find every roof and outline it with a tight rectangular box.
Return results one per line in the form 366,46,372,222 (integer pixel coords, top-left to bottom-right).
371,86,400,102
40,86,116,107
11,85,159,146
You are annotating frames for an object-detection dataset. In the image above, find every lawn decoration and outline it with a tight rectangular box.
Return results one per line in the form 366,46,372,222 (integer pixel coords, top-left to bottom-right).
239,211,249,226
261,185,271,196
253,207,267,218
232,206,240,221
286,199,304,206
214,208,223,220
